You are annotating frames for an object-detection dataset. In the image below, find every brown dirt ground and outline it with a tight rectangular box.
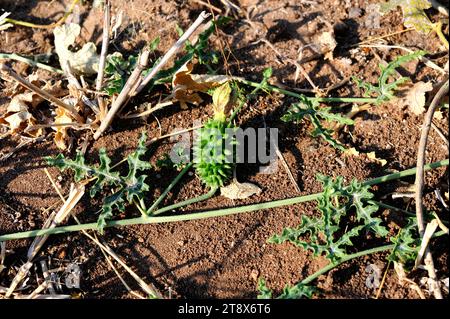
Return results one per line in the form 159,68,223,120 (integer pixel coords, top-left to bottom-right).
0,0,448,299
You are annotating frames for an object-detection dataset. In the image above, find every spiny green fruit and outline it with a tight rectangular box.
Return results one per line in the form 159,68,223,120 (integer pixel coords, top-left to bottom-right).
193,118,236,189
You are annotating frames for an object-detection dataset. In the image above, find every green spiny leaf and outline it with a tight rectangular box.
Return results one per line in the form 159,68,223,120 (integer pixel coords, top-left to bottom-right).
47,132,152,232
346,180,388,237
98,189,126,233
388,218,420,268
282,95,349,151
257,278,273,299
354,51,427,103
269,174,387,263
125,132,152,184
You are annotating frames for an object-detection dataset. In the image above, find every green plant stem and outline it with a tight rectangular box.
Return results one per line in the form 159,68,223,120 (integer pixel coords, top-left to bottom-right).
146,163,193,214
295,229,447,289
235,78,378,104
0,159,448,241
0,53,64,74
152,187,218,216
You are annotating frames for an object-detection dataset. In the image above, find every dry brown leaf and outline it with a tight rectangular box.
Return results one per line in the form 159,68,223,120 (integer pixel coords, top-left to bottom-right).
404,81,433,115
220,180,262,200
0,93,43,137
367,151,387,166
344,147,387,166
170,62,229,109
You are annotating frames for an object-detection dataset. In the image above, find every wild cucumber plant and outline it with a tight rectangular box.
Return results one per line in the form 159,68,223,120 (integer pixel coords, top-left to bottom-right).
281,95,354,151
259,174,389,298
257,278,316,299
46,132,152,232
193,82,237,189
353,50,427,104
176,17,230,66
0,160,447,241
269,175,388,262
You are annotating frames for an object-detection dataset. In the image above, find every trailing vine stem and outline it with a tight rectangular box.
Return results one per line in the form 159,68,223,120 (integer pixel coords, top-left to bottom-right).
146,163,194,215
0,159,447,241
234,77,378,104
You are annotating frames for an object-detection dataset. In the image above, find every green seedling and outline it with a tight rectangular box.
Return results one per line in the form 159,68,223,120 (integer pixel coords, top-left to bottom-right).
352,50,427,104
281,95,354,150
151,17,229,86
103,53,137,95
46,132,152,232
177,17,230,67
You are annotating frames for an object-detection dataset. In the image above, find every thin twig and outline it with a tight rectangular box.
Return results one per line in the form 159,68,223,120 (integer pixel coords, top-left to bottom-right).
94,50,150,139
97,242,146,299
134,11,211,95
0,135,46,162
353,28,415,46
119,101,173,119
78,226,162,299
414,77,448,299
0,64,83,123
259,38,320,93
